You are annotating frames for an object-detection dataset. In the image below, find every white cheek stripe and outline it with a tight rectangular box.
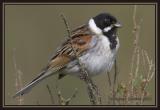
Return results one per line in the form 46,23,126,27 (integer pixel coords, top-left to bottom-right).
89,18,102,35
103,25,113,32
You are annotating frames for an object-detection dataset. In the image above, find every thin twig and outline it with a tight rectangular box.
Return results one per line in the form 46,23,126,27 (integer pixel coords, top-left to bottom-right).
107,72,112,87
140,50,155,104
12,48,24,105
112,59,118,104
56,85,78,105
46,84,55,104
134,47,140,80
65,88,78,105
114,59,118,85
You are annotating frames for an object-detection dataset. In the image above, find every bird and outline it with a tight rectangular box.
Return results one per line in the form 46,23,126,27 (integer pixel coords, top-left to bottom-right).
13,13,122,98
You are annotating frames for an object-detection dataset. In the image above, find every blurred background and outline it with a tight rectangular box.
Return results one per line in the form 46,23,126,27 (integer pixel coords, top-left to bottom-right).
4,4,156,105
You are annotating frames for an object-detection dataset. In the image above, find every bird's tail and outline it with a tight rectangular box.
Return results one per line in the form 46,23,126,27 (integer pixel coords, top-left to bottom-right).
13,68,57,98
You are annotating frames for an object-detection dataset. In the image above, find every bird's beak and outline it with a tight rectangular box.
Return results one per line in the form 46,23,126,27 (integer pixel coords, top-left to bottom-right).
114,22,122,28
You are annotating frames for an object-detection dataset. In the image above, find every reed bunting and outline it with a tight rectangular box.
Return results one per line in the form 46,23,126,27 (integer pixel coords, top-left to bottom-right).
13,13,121,98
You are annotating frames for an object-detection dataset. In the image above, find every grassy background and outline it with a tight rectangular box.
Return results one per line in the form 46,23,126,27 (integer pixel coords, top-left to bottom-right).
4,4,155,105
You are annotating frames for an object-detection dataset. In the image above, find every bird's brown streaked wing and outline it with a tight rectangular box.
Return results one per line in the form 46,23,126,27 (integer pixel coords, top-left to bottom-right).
46,25,92,72
47,35,92,70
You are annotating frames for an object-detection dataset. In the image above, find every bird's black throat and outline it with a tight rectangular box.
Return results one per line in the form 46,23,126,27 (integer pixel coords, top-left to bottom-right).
103,28,118,50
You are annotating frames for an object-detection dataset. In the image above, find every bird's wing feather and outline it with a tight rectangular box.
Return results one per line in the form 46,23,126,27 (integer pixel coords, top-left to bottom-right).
46,25,93,71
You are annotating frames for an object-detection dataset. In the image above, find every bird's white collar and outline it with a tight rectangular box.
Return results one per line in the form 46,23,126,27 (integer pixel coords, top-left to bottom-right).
89,18,102,35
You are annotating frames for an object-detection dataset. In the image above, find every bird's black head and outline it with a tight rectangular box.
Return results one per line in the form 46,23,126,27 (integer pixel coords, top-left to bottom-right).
90,13,121,50
93,13,121,33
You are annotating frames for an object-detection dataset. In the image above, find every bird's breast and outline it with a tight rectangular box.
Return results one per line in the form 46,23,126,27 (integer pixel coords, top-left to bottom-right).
80,35,119,76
